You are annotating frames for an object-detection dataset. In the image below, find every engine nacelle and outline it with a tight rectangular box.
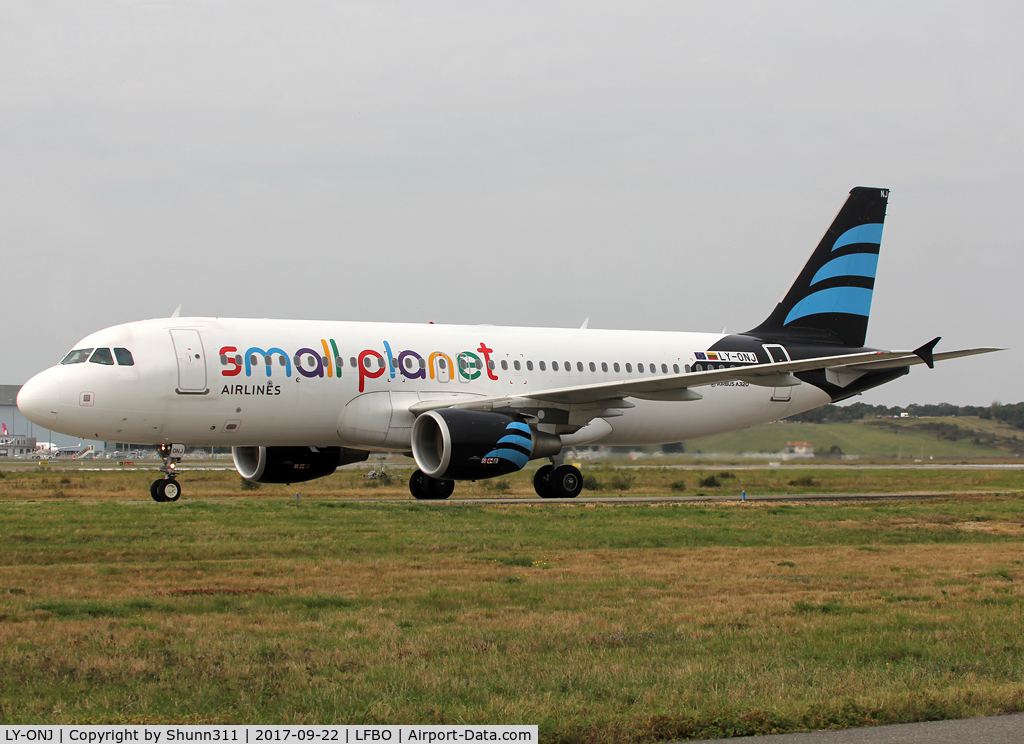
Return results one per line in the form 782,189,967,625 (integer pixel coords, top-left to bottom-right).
233,446,369,484
411,409,562,480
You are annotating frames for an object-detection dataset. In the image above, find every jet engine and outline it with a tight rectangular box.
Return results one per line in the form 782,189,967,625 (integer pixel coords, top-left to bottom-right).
233,446,369,484
411,409,561,480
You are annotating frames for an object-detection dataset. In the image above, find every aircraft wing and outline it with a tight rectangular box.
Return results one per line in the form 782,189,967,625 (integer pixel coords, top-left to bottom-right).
408,345,1000,417
826,347,1002,372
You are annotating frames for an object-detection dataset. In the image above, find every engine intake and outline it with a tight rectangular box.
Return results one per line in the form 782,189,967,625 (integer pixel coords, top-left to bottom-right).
233,446,369,484
411,409,561,480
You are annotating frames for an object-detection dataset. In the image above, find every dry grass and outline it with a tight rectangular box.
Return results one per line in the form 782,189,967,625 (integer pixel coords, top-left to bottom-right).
0,462,1021,502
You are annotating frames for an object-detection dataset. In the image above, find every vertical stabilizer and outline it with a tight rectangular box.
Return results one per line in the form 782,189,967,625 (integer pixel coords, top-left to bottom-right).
747,187,889,347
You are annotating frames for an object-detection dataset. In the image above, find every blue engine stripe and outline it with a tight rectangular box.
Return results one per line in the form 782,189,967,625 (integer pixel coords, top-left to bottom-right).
506,421,531,434
810,253,879,286
832,223,884,251
484,448,530,468
785,286,874,325
497,434,533,450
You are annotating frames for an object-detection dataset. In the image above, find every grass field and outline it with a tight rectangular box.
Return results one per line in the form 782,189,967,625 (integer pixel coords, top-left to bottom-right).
1,467,1024,741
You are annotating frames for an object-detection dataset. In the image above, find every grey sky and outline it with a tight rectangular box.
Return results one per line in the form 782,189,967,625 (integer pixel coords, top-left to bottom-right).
2,1,1021,406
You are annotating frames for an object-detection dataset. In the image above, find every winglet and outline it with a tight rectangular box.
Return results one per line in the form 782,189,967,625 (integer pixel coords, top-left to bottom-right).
580,318,589,329
913,336,941,369
170,305,181,318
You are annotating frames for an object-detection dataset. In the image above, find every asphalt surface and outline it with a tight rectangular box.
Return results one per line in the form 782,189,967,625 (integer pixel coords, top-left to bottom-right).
692,713,1024,743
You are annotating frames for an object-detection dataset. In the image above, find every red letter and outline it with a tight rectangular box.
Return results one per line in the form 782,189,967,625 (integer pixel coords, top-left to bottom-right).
357,350,385,392
477,343,498,381
220,346,241,377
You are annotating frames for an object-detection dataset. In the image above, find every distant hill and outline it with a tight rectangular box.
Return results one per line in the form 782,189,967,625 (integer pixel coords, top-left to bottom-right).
683,416,1024,458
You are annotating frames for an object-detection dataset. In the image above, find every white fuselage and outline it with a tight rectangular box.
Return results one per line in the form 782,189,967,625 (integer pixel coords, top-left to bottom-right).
17,317,831,449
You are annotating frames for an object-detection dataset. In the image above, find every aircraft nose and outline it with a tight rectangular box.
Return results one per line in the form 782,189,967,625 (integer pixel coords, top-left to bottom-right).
17,375,60,427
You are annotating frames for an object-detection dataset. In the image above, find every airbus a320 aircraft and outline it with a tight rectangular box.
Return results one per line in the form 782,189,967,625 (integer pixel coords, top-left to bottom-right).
17,188,998,502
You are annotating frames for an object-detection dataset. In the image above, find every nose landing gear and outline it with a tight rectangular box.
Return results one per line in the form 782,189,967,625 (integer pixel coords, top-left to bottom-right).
150,444,183,503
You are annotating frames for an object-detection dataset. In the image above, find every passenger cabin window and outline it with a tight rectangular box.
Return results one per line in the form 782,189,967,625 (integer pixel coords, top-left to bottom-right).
601,362,608,372
501,360,508,370
552,361,559,371
576,361,584,372
513,360,521,371
662,364,668,373
539,361,546,371
350,357,357,368
638,363,645,373
625,363,632,373
113,348,134,366
89,348,114,365
673,364,680,374
526,360,534,371
61,348,94,365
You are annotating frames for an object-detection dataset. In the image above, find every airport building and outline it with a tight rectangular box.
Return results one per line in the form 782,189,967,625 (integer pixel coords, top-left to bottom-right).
0,384,107,454
0,435,37,457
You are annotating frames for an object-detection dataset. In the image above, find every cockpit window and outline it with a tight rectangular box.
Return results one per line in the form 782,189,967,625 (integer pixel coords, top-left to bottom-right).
61,348,94,365
89,348,115,365
114,348,135,366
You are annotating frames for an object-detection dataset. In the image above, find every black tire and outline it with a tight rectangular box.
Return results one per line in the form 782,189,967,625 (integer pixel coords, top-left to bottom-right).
548,465,583,498
409,470,429,500
156,479,181,503
533,465,554,498
150,480,165,503
409,471,454,500
428,477,455,500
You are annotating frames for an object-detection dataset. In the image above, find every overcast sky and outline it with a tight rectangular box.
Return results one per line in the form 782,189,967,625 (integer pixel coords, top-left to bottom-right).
2,1,1021,406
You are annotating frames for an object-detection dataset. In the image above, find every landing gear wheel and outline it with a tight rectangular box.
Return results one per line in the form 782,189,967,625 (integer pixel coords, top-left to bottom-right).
152,479,181,503
410,470,428,499
534,465,555,498
548,465,583,499
429,478,455,500
153,443,183,503
409,470,455,500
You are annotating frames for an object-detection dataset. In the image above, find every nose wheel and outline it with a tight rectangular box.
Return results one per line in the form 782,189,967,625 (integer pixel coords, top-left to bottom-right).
150,443,183,503
150,478,182,503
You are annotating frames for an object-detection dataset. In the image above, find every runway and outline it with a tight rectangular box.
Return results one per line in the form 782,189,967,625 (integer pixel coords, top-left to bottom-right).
692,712,1024,743
312,490,1003,506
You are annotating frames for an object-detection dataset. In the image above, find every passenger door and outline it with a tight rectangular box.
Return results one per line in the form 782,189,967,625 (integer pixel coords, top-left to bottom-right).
170,329,209,394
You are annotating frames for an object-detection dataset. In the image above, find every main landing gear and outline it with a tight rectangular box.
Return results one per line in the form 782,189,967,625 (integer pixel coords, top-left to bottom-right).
533,463,584,499
150,444,182,503
409,469,456,500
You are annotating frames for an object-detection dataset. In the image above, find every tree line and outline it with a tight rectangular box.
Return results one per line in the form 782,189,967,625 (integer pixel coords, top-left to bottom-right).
784,402,1024,430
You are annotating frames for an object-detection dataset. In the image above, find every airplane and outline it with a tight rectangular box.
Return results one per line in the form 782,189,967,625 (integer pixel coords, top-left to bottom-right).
16,187,999,502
